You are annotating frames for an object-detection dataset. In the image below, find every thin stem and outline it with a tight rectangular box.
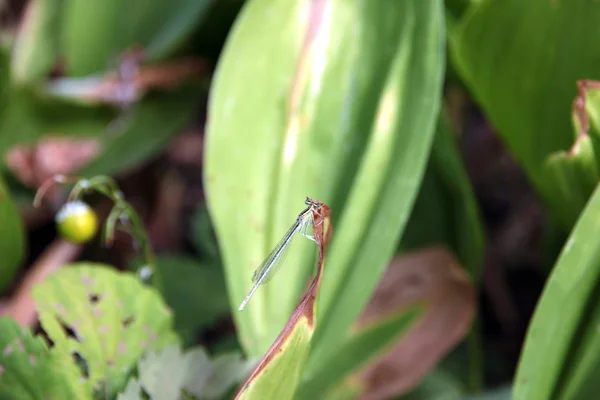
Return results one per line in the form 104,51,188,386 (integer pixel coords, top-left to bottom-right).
35,174,163,294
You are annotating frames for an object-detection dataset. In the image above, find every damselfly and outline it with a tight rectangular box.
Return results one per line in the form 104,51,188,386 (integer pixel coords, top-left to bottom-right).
238,197,323,311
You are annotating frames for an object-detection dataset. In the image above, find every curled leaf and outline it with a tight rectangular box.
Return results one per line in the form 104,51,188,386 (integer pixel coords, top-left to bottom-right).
235,200,332,400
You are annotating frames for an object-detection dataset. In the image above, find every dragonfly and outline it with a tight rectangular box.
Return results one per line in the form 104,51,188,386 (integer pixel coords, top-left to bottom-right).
238,197,323,311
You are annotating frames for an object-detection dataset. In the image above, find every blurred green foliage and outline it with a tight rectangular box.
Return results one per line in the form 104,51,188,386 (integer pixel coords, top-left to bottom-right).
2,0,600,399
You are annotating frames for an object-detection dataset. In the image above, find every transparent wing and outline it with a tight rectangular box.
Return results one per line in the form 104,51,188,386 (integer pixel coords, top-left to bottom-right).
251,221,300,285
238,213,313,311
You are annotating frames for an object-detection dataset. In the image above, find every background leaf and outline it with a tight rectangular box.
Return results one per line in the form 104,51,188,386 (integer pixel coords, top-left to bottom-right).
449,0,600,227
0,317,91,400
0,174,25,291
61,0,214,75
401,114,484,279
514,183,600,399
32,263,179,397
79,86,202,177
154,254,229,345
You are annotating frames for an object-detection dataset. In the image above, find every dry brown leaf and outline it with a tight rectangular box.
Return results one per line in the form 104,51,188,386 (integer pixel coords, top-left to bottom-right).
355,246,476,400
4,137,101,188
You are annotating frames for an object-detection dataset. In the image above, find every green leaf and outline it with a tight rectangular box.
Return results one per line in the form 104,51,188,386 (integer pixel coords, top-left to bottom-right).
205,0,444,360
10,0,61,84
32,263,179,397
449,0,600,227
514,184,600,399
137,345,250,400
0,175,25,291
545,136,599,226
0,317,92,400
155,255,229,345
190,206,221,264
401,115,485,279
79,86,202,177
61,0,214,75
0,89,113,162
297,306,421,399
144,0,214,61
402,369,464,400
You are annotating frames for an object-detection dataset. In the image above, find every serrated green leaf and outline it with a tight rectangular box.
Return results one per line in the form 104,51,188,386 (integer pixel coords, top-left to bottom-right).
0,175,25,291
514,184,600,399
32,263,179,398
205,0,444,362
449,0,600,227
0,317,92,400
138,345,249,400
117,378,143,400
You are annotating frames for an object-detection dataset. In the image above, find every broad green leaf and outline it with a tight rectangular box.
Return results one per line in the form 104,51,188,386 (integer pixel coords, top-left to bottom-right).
450,0,600,227
143,0,214,61
0,89,113,163
309,0,444,371
402,115,484,279
205,0,444,360
10,0,61,84
0,175,25,291
0,317,92,400
154,255,229,345
79,86,202,177
61,0,214,75
234,202,332,400
32,263,179,397
514,184,600,399
137,345,250,400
